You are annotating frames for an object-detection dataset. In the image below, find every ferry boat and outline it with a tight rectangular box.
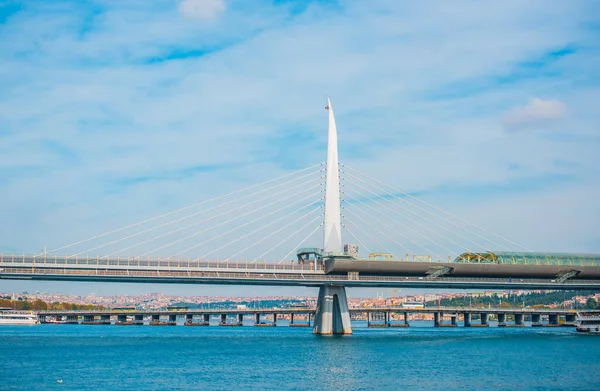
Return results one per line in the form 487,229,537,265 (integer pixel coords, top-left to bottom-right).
576,312,600,334
401,301,425,309
0,310,40,325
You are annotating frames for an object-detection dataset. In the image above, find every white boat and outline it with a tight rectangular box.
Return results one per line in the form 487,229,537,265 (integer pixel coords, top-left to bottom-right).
401,301,425,309
576,312,600,334
0,310,40,325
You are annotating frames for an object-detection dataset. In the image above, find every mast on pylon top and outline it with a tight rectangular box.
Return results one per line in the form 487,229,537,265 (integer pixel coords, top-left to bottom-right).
323,98,342,254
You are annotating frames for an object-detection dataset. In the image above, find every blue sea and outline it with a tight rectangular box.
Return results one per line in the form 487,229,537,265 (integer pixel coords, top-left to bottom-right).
1,322,599,391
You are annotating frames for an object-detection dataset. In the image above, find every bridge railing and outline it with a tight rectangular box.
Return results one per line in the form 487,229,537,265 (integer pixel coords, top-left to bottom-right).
1,265,598,286
0,253,324,272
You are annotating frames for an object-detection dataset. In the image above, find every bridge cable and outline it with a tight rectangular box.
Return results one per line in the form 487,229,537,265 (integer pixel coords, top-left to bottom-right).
71,170,324,257
278,223,325,264
225,208,324,263
342,196,442,259
340,213,398,256
341,190,447,259
340,166,515,252
341,222,372,254
253,219,324,263
134,182,325,257
340,177,472,256
341,164,530,252
341,173,491,253
40,162,324,257
180,192,325,260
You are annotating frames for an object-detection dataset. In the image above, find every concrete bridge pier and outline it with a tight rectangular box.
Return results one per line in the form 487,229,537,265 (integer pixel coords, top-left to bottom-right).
389,311,409,327
481,313,489,327
150,314,161,325
290,312,310,327
464,312,471,327
532,314,541,326
238,314,244,325
436,312,458,327
116,314,131,325
498,313,506,326
514,313,524,326
312,285,352,335
255,313,261,325
220,314,227,325
203,314,210,325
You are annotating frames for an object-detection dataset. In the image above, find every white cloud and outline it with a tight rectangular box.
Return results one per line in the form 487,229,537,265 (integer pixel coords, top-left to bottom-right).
503,98,568,130
179,0,225,20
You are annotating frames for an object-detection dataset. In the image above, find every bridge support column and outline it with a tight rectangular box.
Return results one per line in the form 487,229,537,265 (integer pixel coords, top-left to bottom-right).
238,314,244,325
434,312,441,327
313,285,352,335
481,313,488,326
514,313,523,326
450,315,457,326
532,314,541,325
404,312,409,326
255,313,261,324
464,313,471,327
203,314,210,325
498,313,506,324
273,313,278,326
220,314,227,325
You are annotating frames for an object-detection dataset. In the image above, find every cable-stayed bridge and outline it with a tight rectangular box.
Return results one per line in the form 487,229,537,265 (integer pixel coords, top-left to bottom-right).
1,99,599,334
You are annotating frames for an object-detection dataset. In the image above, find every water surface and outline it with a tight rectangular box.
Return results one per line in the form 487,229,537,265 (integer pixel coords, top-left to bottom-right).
1,323,599,390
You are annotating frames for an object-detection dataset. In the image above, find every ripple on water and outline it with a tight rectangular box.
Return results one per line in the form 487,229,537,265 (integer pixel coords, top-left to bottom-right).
0,325,599,390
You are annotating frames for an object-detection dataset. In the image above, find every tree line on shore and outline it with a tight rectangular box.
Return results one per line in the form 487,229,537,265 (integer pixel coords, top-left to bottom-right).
425,290,600,309
0,297,104,311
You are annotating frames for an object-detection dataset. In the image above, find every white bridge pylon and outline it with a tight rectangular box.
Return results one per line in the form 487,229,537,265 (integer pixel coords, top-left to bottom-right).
314,98,351,335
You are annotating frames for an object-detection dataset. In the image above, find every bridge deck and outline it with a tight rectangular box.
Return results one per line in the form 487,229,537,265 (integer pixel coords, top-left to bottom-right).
2,254,600,290
37,307,595,317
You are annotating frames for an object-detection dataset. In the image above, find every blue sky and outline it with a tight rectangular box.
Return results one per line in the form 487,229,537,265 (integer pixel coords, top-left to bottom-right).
1,0,599,296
